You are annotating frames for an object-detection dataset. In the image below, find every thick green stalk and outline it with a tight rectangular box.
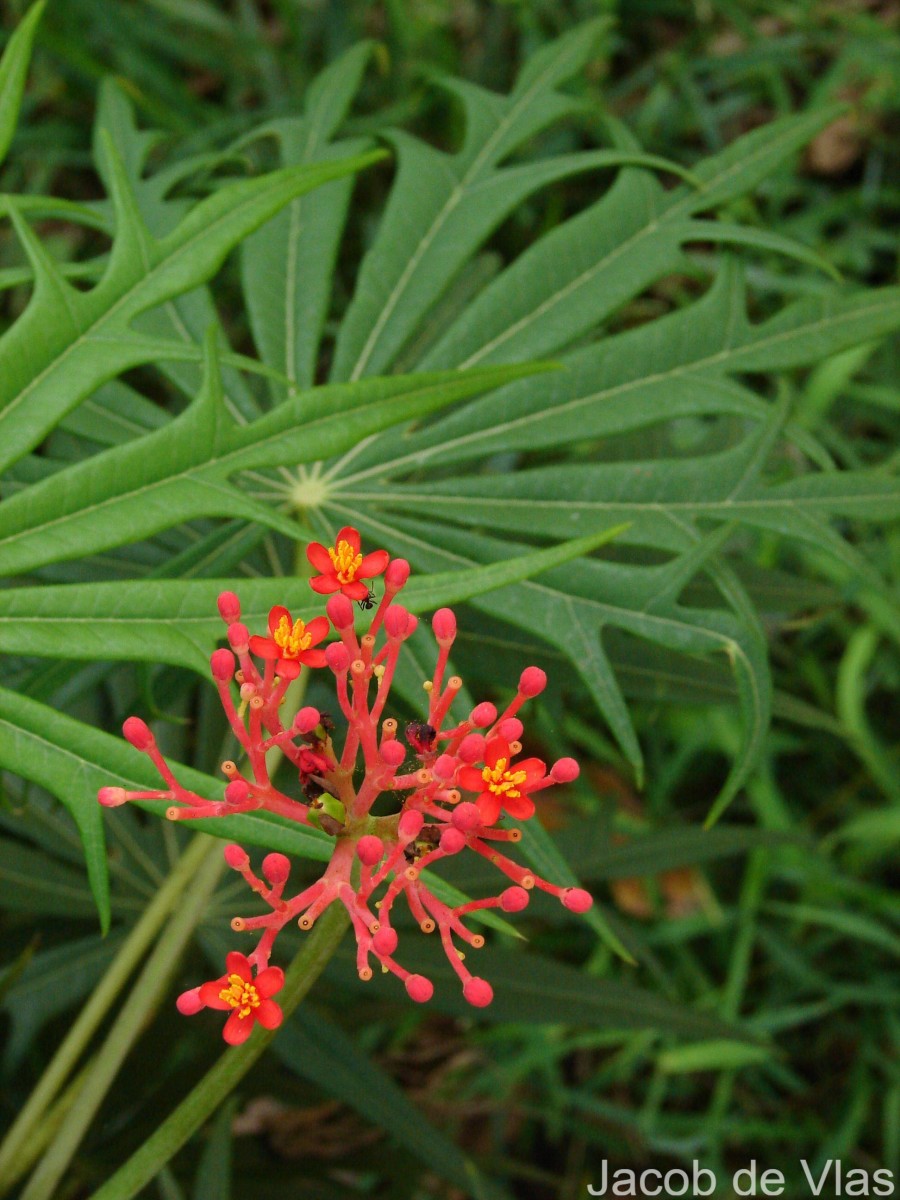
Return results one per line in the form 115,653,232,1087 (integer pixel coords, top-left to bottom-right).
20,839,227,1200
0,833,216,1193
88,903,350,1200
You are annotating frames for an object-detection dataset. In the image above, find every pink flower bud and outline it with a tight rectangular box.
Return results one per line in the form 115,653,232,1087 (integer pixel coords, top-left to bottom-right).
176,987,205,1015
501,886,530,912
406,615,419,635
561,887,593,914
440,827,466,855
457,733,485,763
551,757,580,783
356,835,385,866
227,622,250,653
463,977,494,1007
451,802,482,832
383,605,409,638
225,780,251,805
405,974,433,1003
381,740,406,768
385,558,410,590
373,927,398,956
433,754,456,780
216,591,241,623
326,594,354,629
398,810,424,840
325,642,351,673
497,718,523,741
97,786,128,808
262,853,291,884
518,666,546,697
432,607,456,643
210,648,235,681
223,844,249,869
470,702,497,728
293,706,321,734
122,716,154,751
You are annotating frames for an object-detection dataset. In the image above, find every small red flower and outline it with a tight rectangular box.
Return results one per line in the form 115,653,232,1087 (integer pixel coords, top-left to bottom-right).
457,737,546,825
249,606,329,679
307,526,389,601
193,952,285,1045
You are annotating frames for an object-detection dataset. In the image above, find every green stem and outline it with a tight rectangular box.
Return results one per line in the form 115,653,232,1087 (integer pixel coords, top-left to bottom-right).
0,833,216,1194
20,837,227,1200
88,903,350,1200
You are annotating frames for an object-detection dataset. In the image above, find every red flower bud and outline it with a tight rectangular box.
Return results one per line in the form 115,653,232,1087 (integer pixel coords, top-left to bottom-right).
399,810,424,840
405,974,433,1003
384,605,410,638
216,591,241,623
497,717,523,741
223,844,249,869
123,717,154,751
385,558,410,590
440,827,466,855
293,706,321,734
225,780,251,805
500,886,530,912
325,642,351,672
326,594,354,629
561,887,593,913
381,740,406,768
373,927,398,956
451,802,482,832
463,977,493,1007
98,786,128,808
518,666,546,697
356,835,385,866
433,754,456,780
262,853,291,884
227,622,250,653
210,648,235,681
432,607,456,643
176,987,205,1015
470,702,496,728
457,733,485,763
551,757,580,783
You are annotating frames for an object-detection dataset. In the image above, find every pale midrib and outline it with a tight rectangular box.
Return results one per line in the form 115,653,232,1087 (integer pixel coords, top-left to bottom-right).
326,498,765,748
347,37,586,382
335,299,898,486
0,172,320,437
0,379,472,553
456,117,823,369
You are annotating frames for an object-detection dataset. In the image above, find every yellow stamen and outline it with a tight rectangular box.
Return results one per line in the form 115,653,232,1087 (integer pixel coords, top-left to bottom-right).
328,539,363,584
273,615,312,659
218,973,261,1020
481,756,528,800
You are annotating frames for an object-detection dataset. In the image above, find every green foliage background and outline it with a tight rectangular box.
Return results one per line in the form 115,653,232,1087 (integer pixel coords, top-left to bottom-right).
0,1,898,1197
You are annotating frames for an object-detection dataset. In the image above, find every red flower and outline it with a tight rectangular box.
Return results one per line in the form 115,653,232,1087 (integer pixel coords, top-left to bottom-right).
249,607,329,679
457,737,546,825
196,952,285,1045
307,526,389,601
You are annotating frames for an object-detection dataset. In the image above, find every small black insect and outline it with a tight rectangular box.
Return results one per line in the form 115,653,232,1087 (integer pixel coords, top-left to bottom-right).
357,588,377,611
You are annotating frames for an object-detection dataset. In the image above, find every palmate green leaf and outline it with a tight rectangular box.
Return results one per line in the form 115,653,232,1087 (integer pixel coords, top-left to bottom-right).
0,137,384,476
0,685,336,930
0,0,45,167
330,19,615,381
419,105,846,370
333,261,900,481
0,527,626,671
0,334,549,578
241,43,376,394
320,510,770,818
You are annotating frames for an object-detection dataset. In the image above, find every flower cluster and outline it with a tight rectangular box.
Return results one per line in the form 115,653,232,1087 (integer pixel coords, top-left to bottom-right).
99,528,592,1043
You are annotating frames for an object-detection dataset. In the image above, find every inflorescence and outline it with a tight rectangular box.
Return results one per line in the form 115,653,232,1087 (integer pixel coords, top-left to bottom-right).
99,528,592,1044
